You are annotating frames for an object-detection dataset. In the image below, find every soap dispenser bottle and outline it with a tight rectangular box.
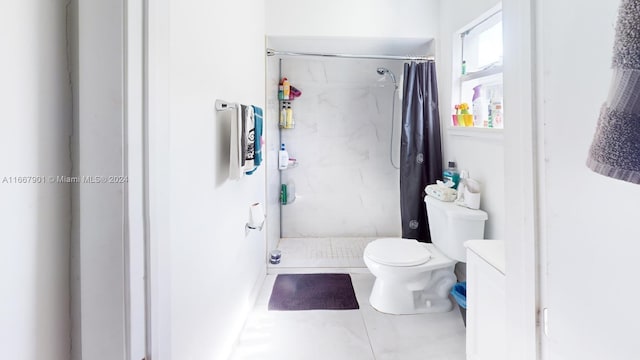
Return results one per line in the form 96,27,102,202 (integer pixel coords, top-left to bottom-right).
443,161,461,189
278,143,289,170
472,85,485,127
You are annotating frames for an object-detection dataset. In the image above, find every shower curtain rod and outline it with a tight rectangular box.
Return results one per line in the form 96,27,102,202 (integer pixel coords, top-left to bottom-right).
266,48,434,62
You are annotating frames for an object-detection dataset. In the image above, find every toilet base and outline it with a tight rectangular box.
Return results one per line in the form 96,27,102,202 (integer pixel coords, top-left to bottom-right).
368,267,457,315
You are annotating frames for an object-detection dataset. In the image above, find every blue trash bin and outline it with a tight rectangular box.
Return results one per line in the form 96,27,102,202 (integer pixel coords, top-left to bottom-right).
451,282,467,309
450,282,467,326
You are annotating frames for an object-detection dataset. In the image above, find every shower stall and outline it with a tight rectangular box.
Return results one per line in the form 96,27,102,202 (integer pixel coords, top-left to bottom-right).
265,38,435,270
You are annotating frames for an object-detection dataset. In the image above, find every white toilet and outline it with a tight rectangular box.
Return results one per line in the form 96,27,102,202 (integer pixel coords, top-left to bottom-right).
364,195,488,314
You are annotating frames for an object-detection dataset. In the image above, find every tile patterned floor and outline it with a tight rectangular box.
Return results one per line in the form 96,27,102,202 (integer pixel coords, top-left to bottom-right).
229,273,466,360
269,237,375,269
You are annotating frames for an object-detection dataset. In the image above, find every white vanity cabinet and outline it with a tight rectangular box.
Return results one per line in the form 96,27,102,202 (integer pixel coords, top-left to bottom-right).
464,240,506,360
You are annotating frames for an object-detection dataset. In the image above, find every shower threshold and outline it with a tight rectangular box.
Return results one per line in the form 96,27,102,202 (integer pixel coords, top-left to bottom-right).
268,237,375,275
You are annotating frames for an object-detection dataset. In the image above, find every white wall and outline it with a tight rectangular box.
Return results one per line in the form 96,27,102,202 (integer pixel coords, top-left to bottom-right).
536,0,640,358
159,0,267,359
0,1,71,359
279,58,403,238
266,0,439,38
437,0,504,239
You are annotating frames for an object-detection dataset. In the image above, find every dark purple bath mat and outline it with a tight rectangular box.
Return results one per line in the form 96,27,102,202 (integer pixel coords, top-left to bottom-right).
268,273,359,311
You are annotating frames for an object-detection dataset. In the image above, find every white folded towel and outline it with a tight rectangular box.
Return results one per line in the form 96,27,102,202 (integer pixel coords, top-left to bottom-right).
425,184,457,202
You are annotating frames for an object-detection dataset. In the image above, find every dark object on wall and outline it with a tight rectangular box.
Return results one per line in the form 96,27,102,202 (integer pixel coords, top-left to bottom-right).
587,0,640,184
400,61,443,241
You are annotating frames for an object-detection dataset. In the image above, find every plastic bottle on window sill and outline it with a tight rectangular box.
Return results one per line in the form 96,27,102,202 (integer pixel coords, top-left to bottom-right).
493,101,503,128
488,95,503,129
472,85,485,127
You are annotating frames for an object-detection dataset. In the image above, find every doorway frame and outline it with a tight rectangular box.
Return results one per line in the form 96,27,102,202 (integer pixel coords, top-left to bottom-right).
143,0,172,358
502,0,540,358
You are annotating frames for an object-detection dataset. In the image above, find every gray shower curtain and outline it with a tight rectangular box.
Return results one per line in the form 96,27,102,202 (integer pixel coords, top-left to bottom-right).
400,61,443,242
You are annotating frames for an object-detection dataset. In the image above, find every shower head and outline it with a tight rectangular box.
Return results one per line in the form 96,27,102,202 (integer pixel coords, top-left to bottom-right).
376,67,397,88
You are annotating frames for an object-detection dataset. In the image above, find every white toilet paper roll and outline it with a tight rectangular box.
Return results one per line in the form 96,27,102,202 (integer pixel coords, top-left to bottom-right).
248,202,265,228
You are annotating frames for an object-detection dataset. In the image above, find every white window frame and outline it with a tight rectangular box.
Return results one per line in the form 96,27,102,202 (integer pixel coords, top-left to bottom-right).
449,4,504,137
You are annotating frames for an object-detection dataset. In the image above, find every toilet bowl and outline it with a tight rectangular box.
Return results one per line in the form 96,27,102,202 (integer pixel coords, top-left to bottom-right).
364,238,457,314
364,195,488,314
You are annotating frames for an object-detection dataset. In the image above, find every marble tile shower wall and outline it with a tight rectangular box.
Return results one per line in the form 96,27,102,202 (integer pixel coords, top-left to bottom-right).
279,58,404,238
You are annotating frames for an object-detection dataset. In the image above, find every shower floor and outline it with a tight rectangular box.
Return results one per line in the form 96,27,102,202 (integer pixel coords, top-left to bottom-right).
268,237,376,274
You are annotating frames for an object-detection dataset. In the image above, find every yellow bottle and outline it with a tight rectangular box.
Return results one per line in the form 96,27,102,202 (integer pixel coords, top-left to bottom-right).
280,105,286,127
285,106,293,128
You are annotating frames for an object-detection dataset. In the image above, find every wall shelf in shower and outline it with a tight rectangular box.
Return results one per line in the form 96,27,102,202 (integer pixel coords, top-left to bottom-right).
280,182,296,205
279,99,296,129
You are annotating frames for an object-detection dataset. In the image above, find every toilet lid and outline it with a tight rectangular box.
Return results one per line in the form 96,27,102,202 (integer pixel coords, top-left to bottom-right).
365,238,432,266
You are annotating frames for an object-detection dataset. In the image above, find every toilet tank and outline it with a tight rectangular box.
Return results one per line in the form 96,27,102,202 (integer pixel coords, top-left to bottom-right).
424,195,488,262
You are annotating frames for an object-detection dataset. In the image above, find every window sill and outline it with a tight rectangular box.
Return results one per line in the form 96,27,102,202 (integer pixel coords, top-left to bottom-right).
446,126,504,141
461,65,503,82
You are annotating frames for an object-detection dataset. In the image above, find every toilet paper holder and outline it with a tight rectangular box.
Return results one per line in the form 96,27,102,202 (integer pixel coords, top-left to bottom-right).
246,202,266,232
246,220,265,231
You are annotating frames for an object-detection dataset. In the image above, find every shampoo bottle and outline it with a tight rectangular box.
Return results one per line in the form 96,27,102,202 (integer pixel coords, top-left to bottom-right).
282,78,290,100
278,143,289,170
443,161,461,189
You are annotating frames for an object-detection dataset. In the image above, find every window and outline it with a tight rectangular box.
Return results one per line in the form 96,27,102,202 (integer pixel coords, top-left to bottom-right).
463,11,503,73
452,9,503,129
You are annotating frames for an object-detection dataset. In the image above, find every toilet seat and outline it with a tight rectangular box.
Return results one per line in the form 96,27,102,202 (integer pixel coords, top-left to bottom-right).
364,238,432,267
